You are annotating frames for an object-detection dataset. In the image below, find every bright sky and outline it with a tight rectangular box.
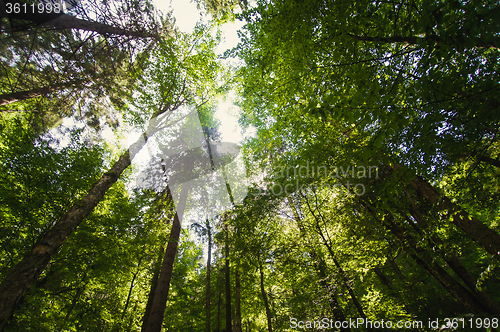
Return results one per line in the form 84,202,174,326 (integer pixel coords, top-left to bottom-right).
154,0,247,144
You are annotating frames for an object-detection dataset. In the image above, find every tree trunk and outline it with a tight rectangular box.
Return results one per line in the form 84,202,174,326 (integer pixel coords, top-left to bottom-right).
142,245,165,331
301,194,370,326
121,258,143,320
141,186,187,332
206,219,212,332
480,156,500,168
408,175,500,260
287,199,350,330
0,109,162,329
234,268,242,332
217,269,223,332
63,274,87,323
0,81,83,106
4,0,154,38
404,188,500,314
259,264,273,332
381,211,490,314
225,225,232,332
346,32,499,49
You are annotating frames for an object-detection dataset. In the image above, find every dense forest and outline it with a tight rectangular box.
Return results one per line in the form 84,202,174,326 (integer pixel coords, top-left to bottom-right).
1,0,499,331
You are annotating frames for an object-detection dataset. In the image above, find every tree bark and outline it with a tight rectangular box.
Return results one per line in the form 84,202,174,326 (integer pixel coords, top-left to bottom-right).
234,268,242,332
480,156,500,169
301,194,370,327
259,264,273,332
141,245,165,331
0,81,83,106
206,219,212,332
217,269,223,332
0,150,132,329
380,210,490,314
287,199,350,330
404,189,500,314
0,109,162,329
225,224,232,332
4,0,154,38
408,175,500,260
141,186,187,332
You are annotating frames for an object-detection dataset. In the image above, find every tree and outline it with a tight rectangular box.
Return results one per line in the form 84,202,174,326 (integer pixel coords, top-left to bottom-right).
1,0,162,130
0,24,224,328
232,0,500,323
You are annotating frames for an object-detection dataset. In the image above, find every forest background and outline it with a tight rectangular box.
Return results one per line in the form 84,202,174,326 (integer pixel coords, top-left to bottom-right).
1,0,500,331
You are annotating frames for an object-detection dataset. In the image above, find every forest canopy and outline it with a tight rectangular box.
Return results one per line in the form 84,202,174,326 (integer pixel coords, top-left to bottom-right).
0,0,499,331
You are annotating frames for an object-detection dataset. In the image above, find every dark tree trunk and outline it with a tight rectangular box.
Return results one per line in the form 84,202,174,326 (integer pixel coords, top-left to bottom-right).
404,188,500,314
121,258,143,320
225,225,232,332
480,156,500,168
287,199,350,330
381,211,490,314
0,148,133,329
217,269,223,332
0,108,163,329
3,0,154,38
408,175,500,260
206,219,212,332
141,186,187,332
259,264,273,332
0,81,83,106
347,170,497,315
141,245,165,331
234,268,242,332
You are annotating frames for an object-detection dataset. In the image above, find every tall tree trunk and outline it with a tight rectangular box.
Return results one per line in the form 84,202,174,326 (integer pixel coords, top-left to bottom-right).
301,194,370,326
404,189,500,314
234,268,242,332
259,264,273,332
407,175,500,260
287,199,350,330
121,257,143,320
0,108,164,329
142,186,187,332
113,259,142,332
0,81,84,106
217,268,223,332
206,219,212,332
347,173,496,315
63,274,87,323
225,224,232,332
142,245,165,331
380,210,490,314
479,155,500,168
4,0,155,38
